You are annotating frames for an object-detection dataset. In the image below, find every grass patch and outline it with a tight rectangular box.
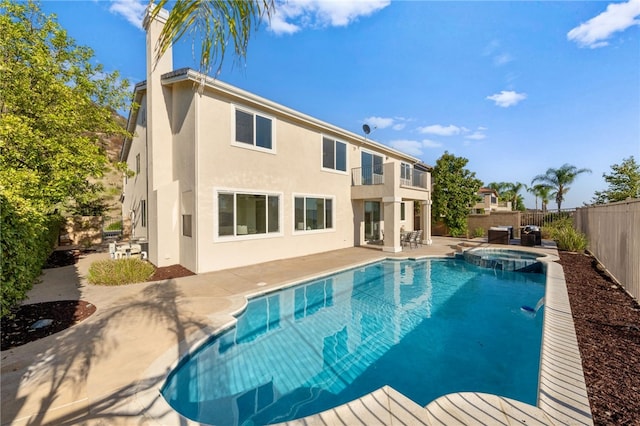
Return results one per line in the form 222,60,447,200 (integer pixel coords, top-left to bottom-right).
88,258,155,286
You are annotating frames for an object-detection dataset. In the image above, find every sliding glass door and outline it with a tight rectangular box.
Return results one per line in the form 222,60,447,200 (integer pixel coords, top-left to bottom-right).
364,201,381,242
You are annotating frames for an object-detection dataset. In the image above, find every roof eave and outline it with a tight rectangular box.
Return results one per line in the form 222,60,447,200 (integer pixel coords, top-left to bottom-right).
119,82,147,163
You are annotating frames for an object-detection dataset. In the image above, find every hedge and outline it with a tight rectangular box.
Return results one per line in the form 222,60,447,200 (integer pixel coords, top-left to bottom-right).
1,192,61,317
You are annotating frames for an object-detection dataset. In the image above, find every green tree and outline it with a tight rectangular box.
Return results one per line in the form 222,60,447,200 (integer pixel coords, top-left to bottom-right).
0,0,131,315
592,156,640,204
1,0,130,210
152,0,275,76
528,184,553,212
432,152,482,237
531,164,591,211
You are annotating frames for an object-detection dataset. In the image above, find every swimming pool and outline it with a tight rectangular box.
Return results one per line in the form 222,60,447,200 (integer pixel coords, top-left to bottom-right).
161,258,545,425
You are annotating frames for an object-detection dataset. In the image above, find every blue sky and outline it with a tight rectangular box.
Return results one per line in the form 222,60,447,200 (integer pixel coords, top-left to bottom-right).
40,0,640,209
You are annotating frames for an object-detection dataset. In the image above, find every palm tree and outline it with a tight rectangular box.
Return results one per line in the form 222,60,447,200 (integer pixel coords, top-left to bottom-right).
532,164,591,211
150,0,275,76
528,184,553,212
505,182,525,211
488,181,525,211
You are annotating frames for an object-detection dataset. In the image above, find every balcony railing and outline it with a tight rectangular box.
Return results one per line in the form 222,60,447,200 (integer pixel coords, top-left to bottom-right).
352,165,430,190
400,169,429,190
351,166,384,186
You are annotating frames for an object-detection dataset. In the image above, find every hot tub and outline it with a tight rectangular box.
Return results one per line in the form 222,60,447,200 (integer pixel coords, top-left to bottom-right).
461,248,546,272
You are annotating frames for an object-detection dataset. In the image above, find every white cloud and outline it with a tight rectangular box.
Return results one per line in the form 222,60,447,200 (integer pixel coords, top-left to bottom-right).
483,39,500,56
389,140,424,156
109,0,146,29
363,116,394,129
465,131,486,140
483,39,514,67
269,15,302,35
486,90,527,108
567,0,640,48
362,116,412,131
270,0,391,35
422,139,443,148
493,53,513,67
389,139,442,157
418,124,462,136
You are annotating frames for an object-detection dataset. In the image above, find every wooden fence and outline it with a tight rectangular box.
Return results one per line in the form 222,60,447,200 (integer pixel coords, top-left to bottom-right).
575,199,640,302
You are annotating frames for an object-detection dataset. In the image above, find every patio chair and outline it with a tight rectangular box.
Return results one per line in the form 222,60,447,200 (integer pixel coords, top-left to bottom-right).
108,242,116,259
401,231,414,249
415,230,423,247
409,231,420,249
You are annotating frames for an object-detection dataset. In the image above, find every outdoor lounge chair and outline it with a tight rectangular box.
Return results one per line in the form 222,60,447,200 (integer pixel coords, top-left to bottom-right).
415,230,423,247
488,227,510,245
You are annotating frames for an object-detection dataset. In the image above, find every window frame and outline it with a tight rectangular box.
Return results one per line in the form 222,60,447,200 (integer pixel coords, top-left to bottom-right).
293,193,335,234
214,188,283,241
231,105,276,154
321,135,348,174
400,162,411,184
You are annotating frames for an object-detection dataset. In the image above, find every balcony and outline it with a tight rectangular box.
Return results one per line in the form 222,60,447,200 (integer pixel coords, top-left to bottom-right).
351,163,430,200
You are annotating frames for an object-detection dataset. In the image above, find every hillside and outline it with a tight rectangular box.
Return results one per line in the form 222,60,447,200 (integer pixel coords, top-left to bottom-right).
97,113,127,223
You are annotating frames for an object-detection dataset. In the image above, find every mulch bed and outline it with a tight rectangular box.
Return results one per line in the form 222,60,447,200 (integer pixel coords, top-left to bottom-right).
2,249,639,425
559,252,640,426
1,300,96,351
148,264,195,281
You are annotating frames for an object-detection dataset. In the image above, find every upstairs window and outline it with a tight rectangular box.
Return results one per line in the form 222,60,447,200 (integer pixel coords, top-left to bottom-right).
401,163,411,181
235,108,273,151
322,137,347,172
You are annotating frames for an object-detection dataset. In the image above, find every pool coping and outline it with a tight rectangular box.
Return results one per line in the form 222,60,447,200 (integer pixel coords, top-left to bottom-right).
135,247,594,425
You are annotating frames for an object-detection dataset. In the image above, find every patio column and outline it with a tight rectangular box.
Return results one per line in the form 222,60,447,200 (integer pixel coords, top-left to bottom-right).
422,200,433,245
383,196,402,253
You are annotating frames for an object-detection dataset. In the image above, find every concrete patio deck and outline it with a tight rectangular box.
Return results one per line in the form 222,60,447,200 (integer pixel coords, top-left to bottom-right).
1,237,591,425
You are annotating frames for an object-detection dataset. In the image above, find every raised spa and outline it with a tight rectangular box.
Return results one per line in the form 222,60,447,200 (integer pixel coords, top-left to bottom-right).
461,248,545,272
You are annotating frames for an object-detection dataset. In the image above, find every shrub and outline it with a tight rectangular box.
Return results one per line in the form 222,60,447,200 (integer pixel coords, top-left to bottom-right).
473,227,485,238
544,218,588,252
105,220,122,231
1,192,62,317
87,258,155,286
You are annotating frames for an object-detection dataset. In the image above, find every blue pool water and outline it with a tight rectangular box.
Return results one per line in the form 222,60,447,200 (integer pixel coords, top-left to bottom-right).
162,258,545,425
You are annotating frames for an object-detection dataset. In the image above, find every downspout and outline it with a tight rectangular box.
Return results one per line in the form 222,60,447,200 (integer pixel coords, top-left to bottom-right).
194,89,200,273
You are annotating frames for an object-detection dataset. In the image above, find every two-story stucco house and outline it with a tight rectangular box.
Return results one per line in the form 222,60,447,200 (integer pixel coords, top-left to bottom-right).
120,6,432,273
473,187,512,214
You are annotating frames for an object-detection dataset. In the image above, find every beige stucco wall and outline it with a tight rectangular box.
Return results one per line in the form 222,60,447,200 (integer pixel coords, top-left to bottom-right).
140,84,429,273
193,89,355,272
122,96,149,242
